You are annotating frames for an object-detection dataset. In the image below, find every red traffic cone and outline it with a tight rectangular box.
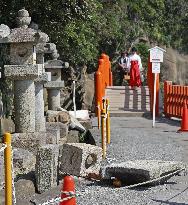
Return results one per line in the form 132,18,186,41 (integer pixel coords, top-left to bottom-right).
178,102,188,132
60,175,76,205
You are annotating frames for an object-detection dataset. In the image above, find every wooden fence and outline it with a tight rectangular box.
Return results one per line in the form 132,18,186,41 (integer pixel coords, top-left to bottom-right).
164,81,188,118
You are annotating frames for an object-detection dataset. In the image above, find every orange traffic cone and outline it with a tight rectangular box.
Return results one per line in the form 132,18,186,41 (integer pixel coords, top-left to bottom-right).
60,175,76,205
178,102,188,132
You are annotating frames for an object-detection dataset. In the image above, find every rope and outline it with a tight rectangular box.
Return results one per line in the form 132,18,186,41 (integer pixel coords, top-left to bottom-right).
38,191,82,205
61,191,80,197
0,143,7,152
38,196,61,205
123,168,185,189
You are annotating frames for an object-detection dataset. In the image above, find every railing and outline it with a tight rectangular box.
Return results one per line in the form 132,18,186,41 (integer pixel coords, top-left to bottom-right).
164,81,188,118
95,53,112,115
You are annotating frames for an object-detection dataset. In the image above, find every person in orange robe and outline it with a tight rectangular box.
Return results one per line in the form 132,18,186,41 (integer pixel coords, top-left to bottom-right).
127,47,142,89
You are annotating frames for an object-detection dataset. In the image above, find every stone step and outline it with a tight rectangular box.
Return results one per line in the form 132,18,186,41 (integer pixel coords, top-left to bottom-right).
110,111,151,117
104,86,151,117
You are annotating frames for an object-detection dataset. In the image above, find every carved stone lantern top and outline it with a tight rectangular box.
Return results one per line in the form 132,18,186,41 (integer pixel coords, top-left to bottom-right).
0,9,49,44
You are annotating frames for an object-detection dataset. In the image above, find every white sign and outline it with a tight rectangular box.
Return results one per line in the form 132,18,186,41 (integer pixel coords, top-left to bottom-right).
150,49,163,62
149,46,166,63
152,62,160,73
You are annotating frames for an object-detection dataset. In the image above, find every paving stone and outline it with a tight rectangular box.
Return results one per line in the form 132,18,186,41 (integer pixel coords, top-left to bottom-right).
102,160,186,185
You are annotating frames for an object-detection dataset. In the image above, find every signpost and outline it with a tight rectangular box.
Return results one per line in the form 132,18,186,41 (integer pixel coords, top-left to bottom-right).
149,46,166,127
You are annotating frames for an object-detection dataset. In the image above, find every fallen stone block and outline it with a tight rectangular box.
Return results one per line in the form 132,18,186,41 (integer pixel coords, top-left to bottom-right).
69,116,86,133
12,132,46,155
101,160,186,186
35,144,59,193
60,143,102,177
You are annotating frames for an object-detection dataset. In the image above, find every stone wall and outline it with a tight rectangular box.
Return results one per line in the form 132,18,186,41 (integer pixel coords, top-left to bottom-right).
163,47,188,85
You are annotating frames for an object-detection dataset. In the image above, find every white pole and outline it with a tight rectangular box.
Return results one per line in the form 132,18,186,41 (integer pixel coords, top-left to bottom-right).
73,81,76,118
152,73,157,127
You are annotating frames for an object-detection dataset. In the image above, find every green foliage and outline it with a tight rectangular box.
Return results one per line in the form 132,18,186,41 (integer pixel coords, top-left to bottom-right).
0,0,188,67
1,0,188,111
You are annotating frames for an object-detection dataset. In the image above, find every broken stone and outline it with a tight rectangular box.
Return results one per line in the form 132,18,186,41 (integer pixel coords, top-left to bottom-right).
101,160,186,186
69,116,86,133
35,144,59,193
59,143,102,177
79,120,92,130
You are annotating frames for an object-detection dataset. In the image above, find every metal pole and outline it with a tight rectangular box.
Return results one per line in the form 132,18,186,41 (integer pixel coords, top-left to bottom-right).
153,73,157,127
101,108,106,159
106,99,111,144
4,132,12,205
73,81,76,118
97,102,101,129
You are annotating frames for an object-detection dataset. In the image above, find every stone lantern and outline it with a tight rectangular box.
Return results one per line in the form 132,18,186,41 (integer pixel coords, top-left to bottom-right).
0,9,49,133
44,59,68,110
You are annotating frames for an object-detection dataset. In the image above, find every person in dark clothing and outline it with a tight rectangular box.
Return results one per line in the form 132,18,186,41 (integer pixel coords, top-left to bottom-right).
116,51,129,85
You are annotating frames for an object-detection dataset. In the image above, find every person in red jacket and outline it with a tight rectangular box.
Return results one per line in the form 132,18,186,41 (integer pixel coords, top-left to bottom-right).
127,47,142,89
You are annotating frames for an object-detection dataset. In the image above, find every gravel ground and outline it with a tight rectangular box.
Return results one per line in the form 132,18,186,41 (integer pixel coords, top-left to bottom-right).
2,116,188,205
76,117,188,205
